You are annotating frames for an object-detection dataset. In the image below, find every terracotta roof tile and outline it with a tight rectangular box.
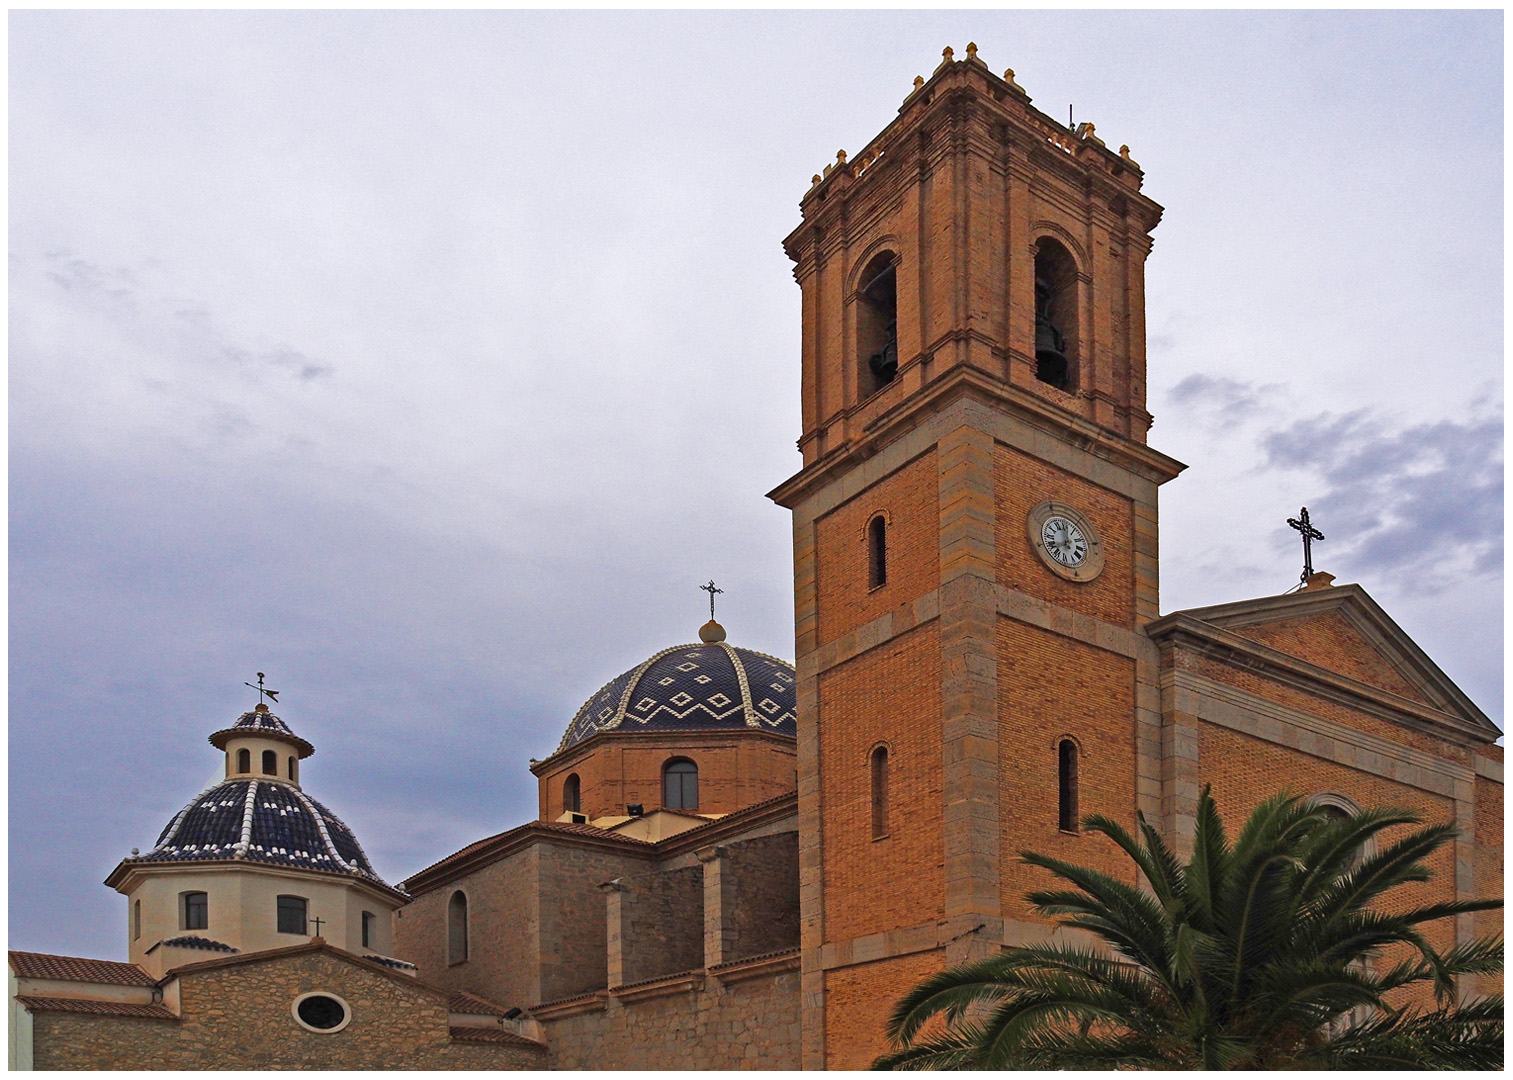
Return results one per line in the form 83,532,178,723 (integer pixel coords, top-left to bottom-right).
15,996,174,1019
9,952,154,986
448,1026,544,1048
449,991,513,1016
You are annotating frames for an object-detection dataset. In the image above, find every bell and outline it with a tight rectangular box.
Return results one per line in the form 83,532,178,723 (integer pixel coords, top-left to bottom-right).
1034,278,1068,387
869,321,899,386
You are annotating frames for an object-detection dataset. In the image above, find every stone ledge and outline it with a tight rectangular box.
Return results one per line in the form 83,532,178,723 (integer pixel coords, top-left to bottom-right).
528,991,607,1020
609,970,705,1003
710,949,801,984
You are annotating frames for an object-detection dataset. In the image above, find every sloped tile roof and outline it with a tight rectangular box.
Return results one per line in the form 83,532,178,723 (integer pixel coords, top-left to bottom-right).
15,996,174,1019
449,990,513,1016
448,1026,544,1048
9,952,154,986
158,936,237,954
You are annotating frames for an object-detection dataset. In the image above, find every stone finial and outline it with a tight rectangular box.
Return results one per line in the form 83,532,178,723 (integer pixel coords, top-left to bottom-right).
936,46,954,71
823,162,834,177
913,75,925,90
836,149,847,165
699,619,726,643
1120,144,1131,158
1003,68,1026,94
965,42,979,62
1303,571,1336,591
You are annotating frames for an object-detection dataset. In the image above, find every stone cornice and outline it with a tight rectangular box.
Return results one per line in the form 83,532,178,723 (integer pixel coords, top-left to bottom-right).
104,856,408,905
1147,612,1493,749
1165,669,1475,800
609,969,704,1003
1155,584,1493,733
709,949,801,984
528,991,607,1020
769,366,1184,510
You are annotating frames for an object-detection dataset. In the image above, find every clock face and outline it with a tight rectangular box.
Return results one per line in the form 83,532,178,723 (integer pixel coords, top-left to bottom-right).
1026,501,1104,582
1040,516,1087,567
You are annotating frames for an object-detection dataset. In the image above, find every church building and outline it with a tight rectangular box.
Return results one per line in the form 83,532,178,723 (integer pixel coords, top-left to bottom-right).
10,46,1502,1071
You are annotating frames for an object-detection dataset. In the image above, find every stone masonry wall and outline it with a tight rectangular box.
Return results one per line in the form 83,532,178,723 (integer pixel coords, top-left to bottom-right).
536,844,646,1002
30,952,545,1070
543,966,800,1069
725,834,800,961
620,865,703,985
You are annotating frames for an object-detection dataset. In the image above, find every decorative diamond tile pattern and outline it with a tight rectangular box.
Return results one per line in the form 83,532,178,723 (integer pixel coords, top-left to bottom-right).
558,642,797,750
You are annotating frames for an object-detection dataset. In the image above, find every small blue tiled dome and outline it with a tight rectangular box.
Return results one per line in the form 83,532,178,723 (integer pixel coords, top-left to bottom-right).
558,640,797,752
208,704,315,758
126,778,396,893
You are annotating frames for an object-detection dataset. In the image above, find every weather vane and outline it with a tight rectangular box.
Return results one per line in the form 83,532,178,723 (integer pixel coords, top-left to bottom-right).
1286,507,1325,584
244,672,280,705
700,580,724,621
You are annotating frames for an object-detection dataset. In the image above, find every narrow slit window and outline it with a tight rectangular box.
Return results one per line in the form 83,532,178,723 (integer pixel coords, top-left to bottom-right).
868,515,888,588
1058,740,1079,832
870,746,889,838
361,910,375,949
237,748,251,773
133,899,142,941
262,749,277,775
288,756,298,781
448,891,469,964
564,773,581,814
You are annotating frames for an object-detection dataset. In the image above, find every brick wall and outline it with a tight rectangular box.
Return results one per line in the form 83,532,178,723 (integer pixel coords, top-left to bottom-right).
995,443,1135,629
618,865,704,985
1230,612,1429,703
997,618,1138,923
31,951,544,1070
725,833,800,960
814,450,939,647
1473,771,1503,996
543,966,800,1069
536,732,796,821
823,951,942,1069
818,624,943,942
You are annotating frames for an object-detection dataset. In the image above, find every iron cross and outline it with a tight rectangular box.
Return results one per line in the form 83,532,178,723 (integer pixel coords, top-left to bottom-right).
1286,507,1325,583
700,580,724,620
244,672,280,705
311,916,325,937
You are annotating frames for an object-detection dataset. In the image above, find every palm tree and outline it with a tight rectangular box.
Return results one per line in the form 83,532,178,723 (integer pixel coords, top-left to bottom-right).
874,787,1502,1069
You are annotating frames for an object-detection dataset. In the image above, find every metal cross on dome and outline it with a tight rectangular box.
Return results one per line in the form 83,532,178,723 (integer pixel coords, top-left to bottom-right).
1286,507,1325,584
700,580,724,621
244,672,280,705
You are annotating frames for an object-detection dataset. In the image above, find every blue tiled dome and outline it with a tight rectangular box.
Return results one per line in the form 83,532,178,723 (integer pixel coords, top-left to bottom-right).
208,705,315,758
125,778,396,893
558,641,797,752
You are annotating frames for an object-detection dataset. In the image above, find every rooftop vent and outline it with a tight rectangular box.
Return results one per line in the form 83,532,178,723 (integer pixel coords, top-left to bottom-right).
627,804,644,817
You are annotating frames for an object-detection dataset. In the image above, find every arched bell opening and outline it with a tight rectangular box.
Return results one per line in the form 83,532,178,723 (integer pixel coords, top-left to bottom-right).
856,252,899,395
1033,239,1079,392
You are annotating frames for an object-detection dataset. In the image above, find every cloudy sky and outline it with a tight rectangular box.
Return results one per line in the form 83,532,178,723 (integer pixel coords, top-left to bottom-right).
11,11,1501,959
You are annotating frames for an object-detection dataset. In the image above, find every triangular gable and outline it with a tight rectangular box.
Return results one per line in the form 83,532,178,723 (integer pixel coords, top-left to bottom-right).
1155,583,1496,738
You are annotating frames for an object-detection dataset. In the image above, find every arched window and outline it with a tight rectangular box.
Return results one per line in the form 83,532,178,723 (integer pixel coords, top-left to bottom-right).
448,890,469,964
361,910,375,949
868,515,888,589
564,773,581,814
237,748,251,774
870,745,889,839
133,899,141,941
288,756,298,782
1058,739,1079,832
1033,239,1078,391
664,759,699,810
262,749,278,775
1313,796,1368,871
276,895,307,935
183,891,208,931
857,252,899,394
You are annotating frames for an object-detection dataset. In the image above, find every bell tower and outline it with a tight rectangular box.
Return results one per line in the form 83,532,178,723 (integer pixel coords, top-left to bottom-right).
768,46,1185,1069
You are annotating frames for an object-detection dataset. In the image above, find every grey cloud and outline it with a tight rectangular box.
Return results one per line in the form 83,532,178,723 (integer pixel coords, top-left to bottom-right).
1168,373,1286,427
1262,409,1502,591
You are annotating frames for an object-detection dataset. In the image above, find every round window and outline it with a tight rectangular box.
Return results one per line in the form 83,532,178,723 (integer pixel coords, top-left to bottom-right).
291,992,351,1033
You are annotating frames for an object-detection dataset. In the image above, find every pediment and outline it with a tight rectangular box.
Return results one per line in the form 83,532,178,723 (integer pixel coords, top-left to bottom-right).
1149,583,1497,741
